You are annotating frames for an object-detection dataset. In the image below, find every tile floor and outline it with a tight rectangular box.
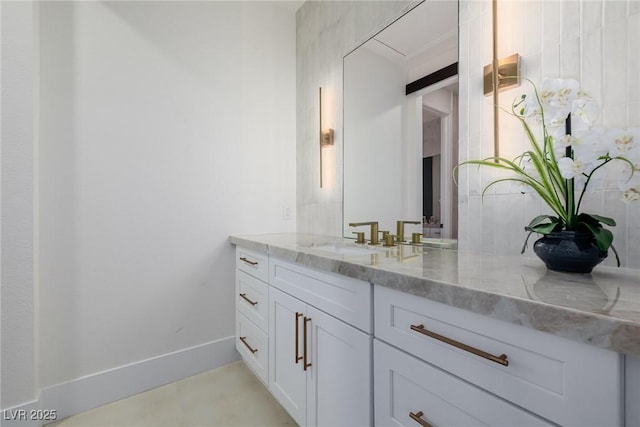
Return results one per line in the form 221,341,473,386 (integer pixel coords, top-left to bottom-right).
47,361,296,427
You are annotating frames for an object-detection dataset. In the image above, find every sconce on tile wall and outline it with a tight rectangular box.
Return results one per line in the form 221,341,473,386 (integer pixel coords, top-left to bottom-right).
319,86,334,188
484,0,521,159
483,53,521,96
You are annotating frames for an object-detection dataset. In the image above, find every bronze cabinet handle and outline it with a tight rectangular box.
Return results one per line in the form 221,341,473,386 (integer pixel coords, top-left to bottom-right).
295,312,303,364
410,324,509,367
239,293,258,306
239,336,258,354
409,411,433,427
303,316,312,370
239,256,258,266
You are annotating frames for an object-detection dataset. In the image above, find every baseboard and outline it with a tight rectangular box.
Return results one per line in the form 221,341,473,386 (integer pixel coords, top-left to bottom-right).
1,400,41,427
38,336,239,423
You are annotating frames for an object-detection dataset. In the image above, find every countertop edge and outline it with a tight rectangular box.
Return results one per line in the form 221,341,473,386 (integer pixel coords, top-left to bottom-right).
229,234,640,357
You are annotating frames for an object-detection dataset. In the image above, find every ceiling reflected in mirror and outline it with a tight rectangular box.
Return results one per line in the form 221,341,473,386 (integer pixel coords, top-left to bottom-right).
362,1,458,82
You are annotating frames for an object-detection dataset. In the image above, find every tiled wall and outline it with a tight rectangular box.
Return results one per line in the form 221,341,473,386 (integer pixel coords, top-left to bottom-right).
297,0,640,268
296,0,415,235
457,0,640,268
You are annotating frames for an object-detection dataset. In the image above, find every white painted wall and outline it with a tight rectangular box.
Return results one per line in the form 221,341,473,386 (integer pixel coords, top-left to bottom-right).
0,0,296,413
1,0,37,410
33,0,295,395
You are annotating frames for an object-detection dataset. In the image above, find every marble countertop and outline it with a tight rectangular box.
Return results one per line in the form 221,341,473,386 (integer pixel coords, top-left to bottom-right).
230,233,640,357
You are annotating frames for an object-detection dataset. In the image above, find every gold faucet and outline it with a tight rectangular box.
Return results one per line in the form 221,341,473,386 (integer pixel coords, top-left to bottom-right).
396,220,421,243
349,222,379,245
352,231,366,244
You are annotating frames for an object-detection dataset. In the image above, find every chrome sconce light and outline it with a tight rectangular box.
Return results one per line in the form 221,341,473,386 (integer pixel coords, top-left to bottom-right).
484,0,521,159
319,87,334,188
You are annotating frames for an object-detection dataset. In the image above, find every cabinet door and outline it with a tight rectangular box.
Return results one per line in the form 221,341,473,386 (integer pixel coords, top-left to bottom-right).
627,355,640,426
269,286,307,426
306,305,372,427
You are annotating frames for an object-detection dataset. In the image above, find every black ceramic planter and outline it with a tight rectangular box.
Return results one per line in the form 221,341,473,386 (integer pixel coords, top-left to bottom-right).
533,231,607,274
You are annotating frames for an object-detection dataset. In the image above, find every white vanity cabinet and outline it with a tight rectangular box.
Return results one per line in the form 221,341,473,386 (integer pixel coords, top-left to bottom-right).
231,235,640,427
269,259,372,427
374,285,623,427
235,248,270,385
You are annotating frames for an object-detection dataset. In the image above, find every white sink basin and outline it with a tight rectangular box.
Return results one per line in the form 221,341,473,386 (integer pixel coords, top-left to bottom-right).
419,238,457,249
312,244,381,256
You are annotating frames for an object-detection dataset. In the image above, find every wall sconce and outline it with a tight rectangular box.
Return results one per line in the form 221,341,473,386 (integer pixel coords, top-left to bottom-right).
319,87,334,188
483,53,521,96
483,0,521,159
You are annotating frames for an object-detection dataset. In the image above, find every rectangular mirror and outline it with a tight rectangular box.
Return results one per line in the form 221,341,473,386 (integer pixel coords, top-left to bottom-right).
343,0,459,243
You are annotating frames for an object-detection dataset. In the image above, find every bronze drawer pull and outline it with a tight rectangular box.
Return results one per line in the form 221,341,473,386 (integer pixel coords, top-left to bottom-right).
303,316,312,370
409,411,433,427
239,336,258,354
410,324,509,367
295,312,303,364
239,293,258,306
239,256,258,266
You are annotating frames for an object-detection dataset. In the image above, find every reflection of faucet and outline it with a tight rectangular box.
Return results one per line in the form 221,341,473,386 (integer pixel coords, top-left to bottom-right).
349,221,379,245
396,220,421,243
388,244,421,262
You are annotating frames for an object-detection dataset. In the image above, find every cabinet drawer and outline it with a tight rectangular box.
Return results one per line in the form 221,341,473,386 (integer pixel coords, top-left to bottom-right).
236,270,268,333
236,311,268,386
375,285,622,426
270,258,372,333
374,340,554,427
236,247,268,282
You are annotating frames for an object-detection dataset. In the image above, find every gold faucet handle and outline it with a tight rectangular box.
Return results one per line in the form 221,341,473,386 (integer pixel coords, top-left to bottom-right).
379,230,389,241
411,232,422,244
352,231,366,244
383,234,396,247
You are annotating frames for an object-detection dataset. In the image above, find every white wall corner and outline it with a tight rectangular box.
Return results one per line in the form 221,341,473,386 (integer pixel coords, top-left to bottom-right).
38,337,238,423
1,0,37,411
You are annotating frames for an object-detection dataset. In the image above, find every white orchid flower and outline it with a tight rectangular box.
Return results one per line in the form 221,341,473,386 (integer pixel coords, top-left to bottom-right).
557,156,586,179
463,77,638,267
573,128,607,160
622,186,640,203
538,78,580,122
605,128,640,159
571,91,599,129
521,95,543,123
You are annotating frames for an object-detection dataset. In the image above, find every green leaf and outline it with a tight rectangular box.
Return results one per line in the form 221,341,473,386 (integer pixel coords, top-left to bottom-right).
580,213,616,227
526,222,560,234
526,215,560,228
521,216,561,255
582,222,614,252
521,230,535,254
